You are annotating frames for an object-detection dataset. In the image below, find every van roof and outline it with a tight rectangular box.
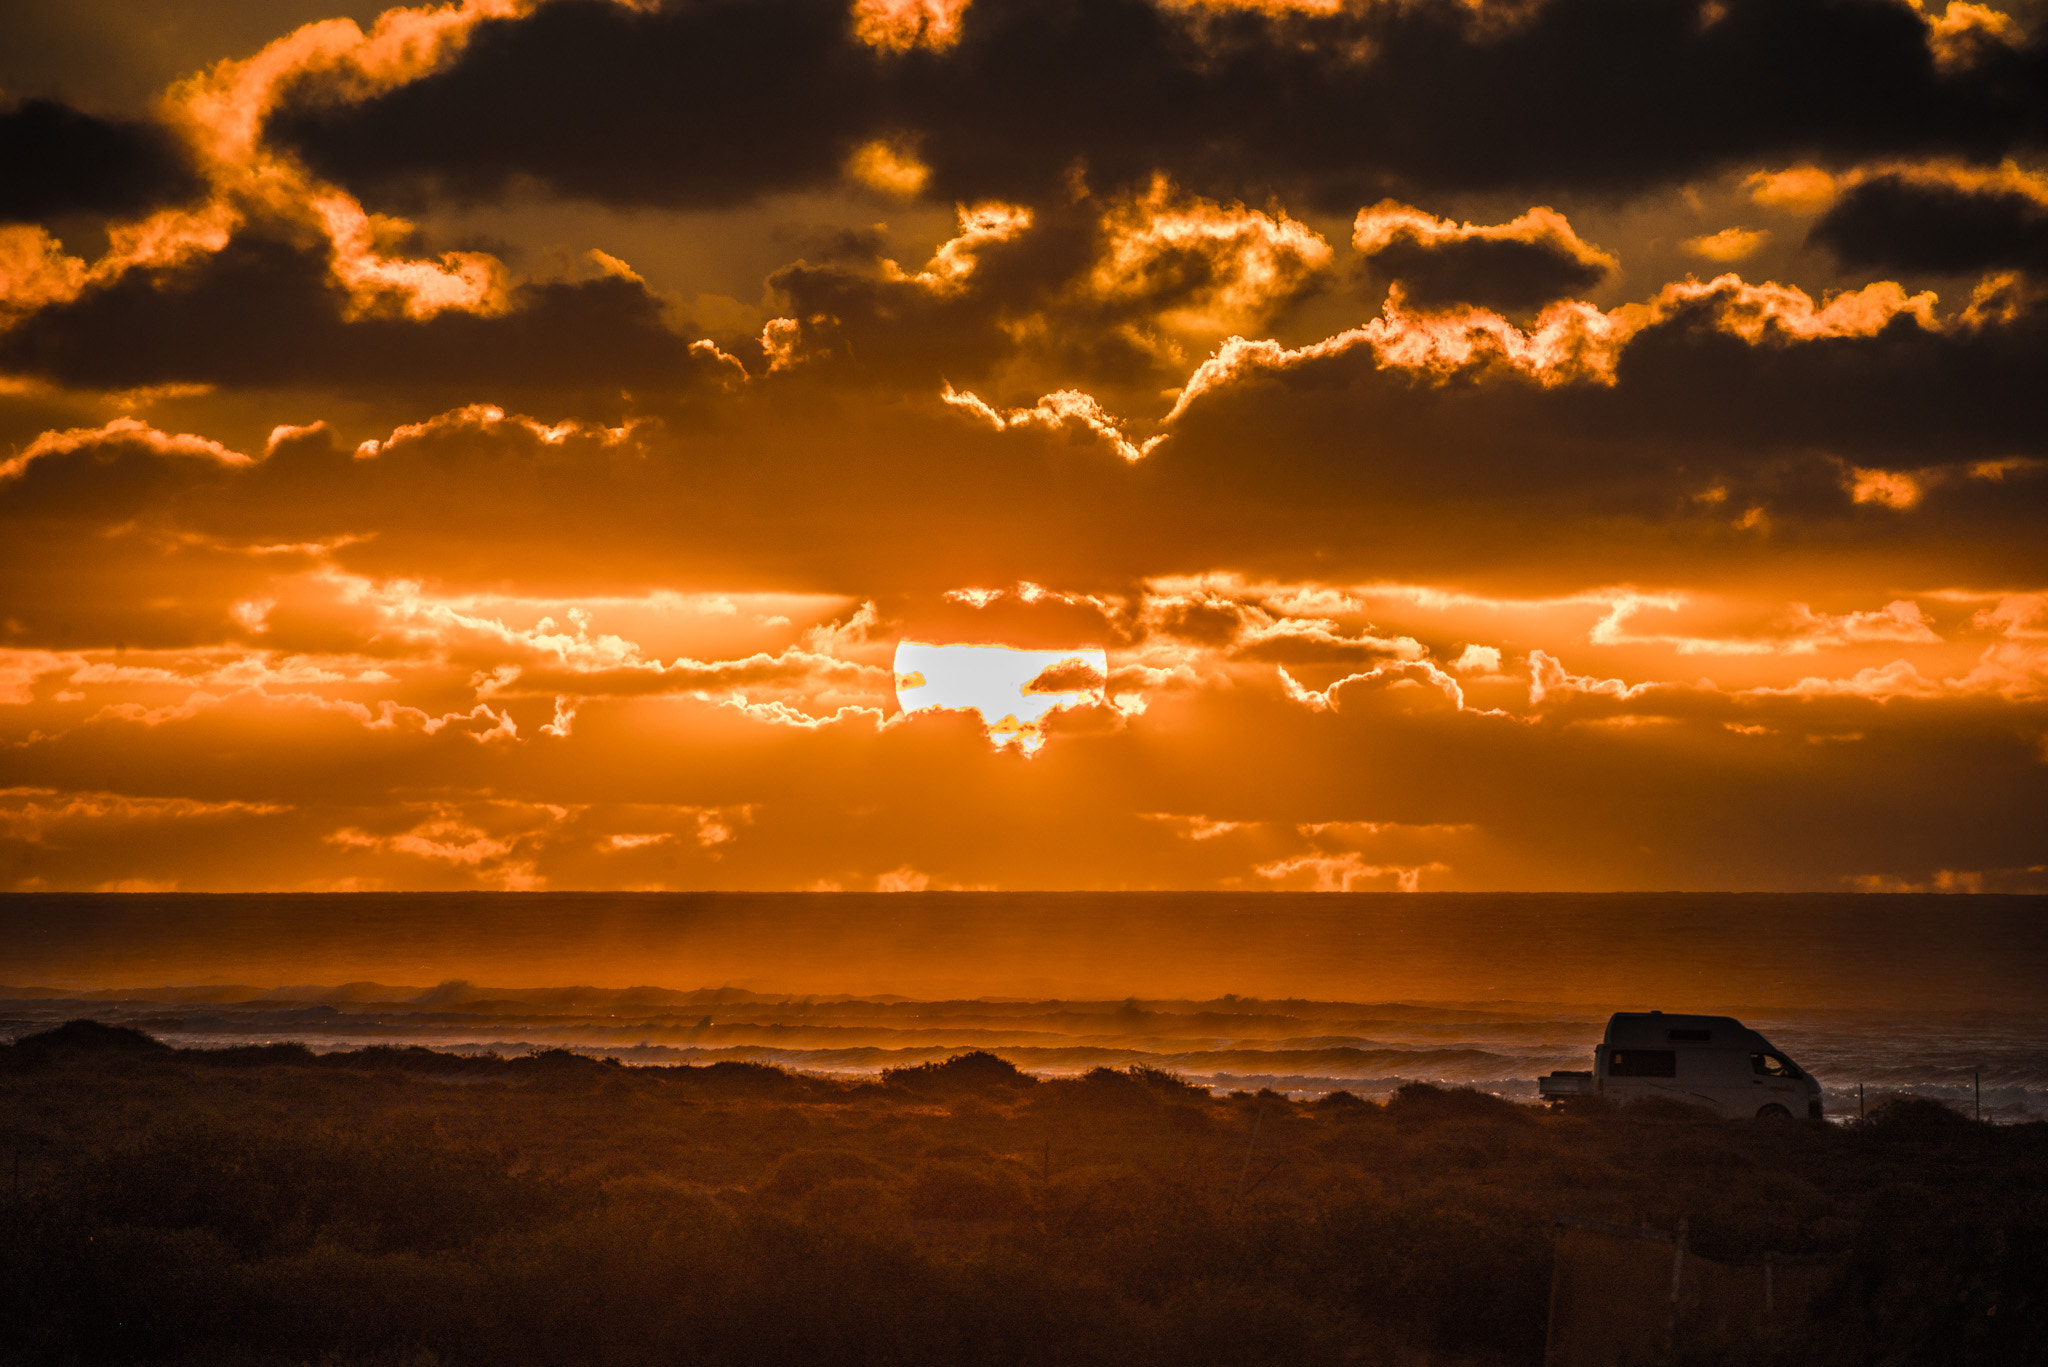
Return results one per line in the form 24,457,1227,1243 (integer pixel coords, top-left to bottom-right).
1603,1012,1770,1049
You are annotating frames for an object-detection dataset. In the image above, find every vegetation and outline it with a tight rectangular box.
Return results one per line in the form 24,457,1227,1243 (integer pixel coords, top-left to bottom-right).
1,1024,2042,1366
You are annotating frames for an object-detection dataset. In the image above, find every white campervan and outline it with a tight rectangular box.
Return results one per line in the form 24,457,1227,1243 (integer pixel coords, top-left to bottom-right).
1539,1011,1822,1120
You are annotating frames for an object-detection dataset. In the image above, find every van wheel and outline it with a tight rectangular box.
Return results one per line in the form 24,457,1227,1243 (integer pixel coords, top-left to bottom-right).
1755,1104,1793,1121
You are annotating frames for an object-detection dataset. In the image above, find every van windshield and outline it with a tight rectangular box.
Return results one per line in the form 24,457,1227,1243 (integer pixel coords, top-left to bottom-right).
1751,1052,1802,1079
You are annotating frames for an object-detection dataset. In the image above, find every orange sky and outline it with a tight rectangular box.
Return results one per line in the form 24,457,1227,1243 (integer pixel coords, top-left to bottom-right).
1,0,2044,893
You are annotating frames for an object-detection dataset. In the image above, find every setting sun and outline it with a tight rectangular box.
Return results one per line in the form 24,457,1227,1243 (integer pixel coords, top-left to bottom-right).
893,641,1108,752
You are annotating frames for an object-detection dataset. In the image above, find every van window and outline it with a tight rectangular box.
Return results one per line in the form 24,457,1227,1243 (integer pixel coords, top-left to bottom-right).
1609,1050,1677,1078
1751,1052,1801,1079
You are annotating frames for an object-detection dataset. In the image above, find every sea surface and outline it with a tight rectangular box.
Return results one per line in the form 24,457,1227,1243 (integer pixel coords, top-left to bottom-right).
3,892,2044,1118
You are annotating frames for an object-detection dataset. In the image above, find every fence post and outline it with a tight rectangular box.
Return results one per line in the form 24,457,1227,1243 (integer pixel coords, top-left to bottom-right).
1666,1216,1688,1352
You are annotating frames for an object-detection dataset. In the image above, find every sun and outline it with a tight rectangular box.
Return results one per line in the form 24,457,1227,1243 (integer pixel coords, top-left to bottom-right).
893,641,1108,752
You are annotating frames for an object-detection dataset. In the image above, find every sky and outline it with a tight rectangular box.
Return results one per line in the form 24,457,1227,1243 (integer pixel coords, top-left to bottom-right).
0,0,2044,895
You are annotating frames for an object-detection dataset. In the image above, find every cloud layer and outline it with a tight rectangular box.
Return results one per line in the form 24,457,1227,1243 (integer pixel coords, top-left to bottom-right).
0,0,2042,892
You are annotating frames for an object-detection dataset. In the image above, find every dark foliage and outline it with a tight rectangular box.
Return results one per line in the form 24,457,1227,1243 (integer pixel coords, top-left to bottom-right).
883,1050,1037,1093
8,1018,171,1055
1386,1080,1529,1122
196,1042,320,1068
1,1026,2043,1367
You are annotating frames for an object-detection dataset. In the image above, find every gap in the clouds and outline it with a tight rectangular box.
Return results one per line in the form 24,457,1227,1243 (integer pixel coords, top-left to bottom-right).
893,641,1108,752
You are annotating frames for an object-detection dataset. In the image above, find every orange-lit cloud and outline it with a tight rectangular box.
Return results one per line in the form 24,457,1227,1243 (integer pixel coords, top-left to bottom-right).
1846,466,1924,508
886,201,1035,294
1091,176,1333,355
852,0,971,51
1164,268,1945,422
1352,202,1616,273
1,0,2043,897
0,416,250,481
0,787,290,843
1745,165,1840,213
1684,227,1770,262
846,139,932,196
1919,0,2026,70
942,384,1166,463
1254,853,1448,893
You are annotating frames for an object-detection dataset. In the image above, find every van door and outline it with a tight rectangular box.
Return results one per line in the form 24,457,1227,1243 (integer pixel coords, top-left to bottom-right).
1604,1048,1677,1104
1678,1048,1754,1117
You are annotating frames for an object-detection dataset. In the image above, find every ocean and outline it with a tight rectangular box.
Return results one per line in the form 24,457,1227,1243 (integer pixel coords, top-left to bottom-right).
5,891,2044,1118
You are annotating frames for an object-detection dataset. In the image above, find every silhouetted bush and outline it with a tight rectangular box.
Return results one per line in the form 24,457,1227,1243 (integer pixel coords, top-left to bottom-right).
1312,1090,1369,1112
507,1048,623,1084
685,1059,816,1097
67,1119,577,1258
2,1026,2042,1367
1040,1064,1207,1113
904,1159,1029,1221
883,1050,1035,1093
1386,1081,1525,1122
1796,1181,2048,1366
1127,1064,1210,1099
1041,1163,1164,1238
12,1018,170,1054
800,1176,906,1227
196,1041,320,1067
1864,1095,1979,1139
759,1149,894,1202
320,1044,492,1074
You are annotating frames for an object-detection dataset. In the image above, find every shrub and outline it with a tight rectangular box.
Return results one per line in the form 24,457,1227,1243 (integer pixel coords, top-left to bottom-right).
758,1149,893,1202
905,1159,1030,1222
883,1050,1036,1094
10,1019,169,1054
687,1059,813,1097
1386,1082,1525,1122
1864,1095,1978,1138
196,1041,319,1067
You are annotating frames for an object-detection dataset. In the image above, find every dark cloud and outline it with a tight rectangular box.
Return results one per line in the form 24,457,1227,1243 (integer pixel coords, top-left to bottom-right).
1137,300,2048,587
1170,292,2048,482
1810,172,2048,275
765,202,1098,381
270,0,884,212
268,0,2048,214
764,194,1317,387
0,99,201,222
1362,237,1610,311
1594,298,2048,461
0,232,719,403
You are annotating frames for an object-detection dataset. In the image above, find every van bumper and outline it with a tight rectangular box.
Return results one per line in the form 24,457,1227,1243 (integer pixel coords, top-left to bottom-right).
1808,1099,1823,1120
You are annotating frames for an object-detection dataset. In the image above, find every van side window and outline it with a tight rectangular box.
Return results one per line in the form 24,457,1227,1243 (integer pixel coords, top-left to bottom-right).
1751,1052,1800,1079
1609,1050,1677,1078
